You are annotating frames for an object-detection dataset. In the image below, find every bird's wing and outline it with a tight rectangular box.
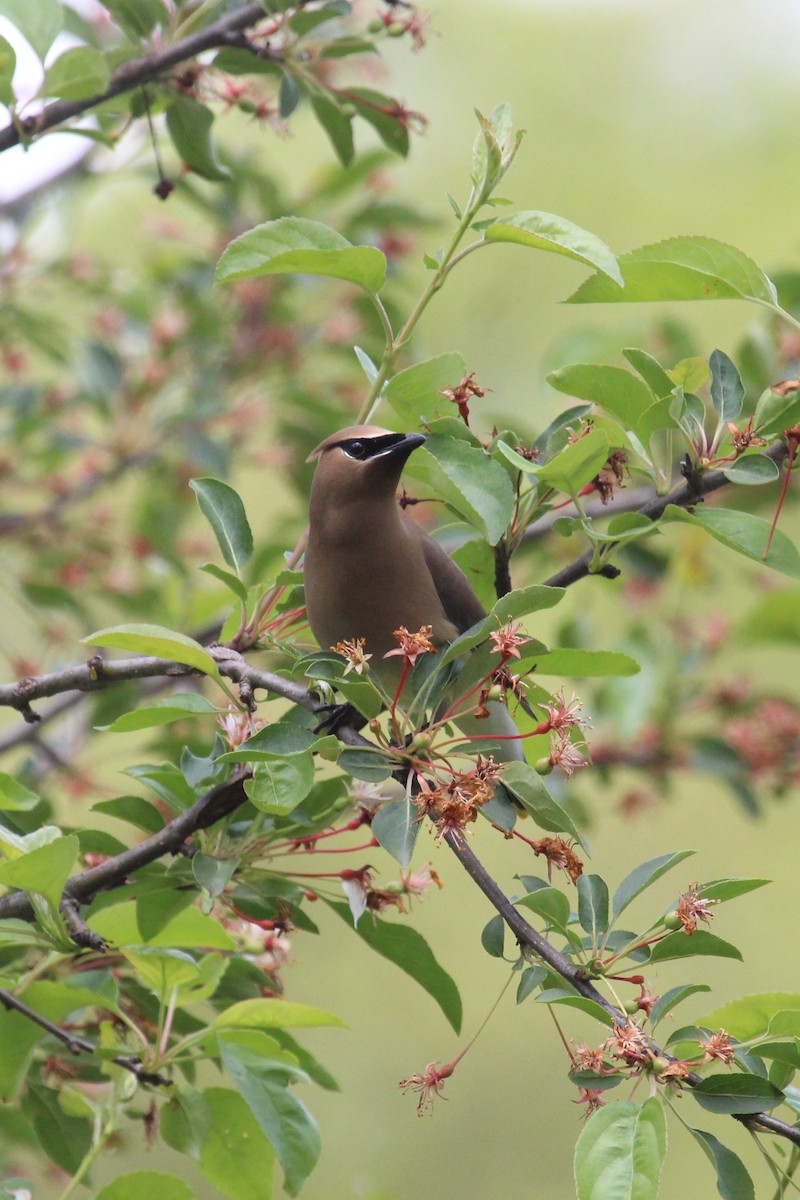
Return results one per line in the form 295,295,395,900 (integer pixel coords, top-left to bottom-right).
410,519,488,635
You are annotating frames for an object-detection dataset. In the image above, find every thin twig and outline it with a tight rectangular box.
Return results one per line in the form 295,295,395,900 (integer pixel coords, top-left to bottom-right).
0,3,270,154
0,986,172,1086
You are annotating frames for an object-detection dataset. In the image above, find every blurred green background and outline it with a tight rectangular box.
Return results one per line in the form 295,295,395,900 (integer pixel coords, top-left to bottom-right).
6,0,800,1196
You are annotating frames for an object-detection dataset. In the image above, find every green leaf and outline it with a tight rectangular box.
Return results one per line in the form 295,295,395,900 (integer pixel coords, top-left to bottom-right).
88,902,236,950
345,87,410,157
371,798,420,867
469,103,523,206
699,877,769,903
193,853,239,900
574,1098,666,1200
612,851,696,920
200,562,249,602
23,1085,91,1174
406,434,515,545
0,36,13,106
547,364,656,435
215,998,346,1031
647,930,743,964
440,584,564,664
327,899,462,1033
44,46,109,100
199,1088,276,1200
485,211,622,285
649,984,711,1028
0,835,77,911
500,761,587,847
687,1128,755,1200
383,353,467,426
216,217,386,295
0,0,61,60
0,773,39,812
336,747,394,782
691,1073,783,1115
709,349,744,421
190,478,253,573
536,989,614,1025
95,1172,193,1200
523,648,640,677
290,1,350,35
567,236,778,309
481,913,505,957
516,886,571,933
662,504,800,579
245,754,315,814
753,383,800,436
101,693,220,732
102,0,166,39
535,427,610,494
166,97,230,181
577,875,609,941
310,94,354,167
218,1039,320,1198
218,719,335,763
622,348,675,398
722,454,779,486
697,994,800,1041
516,965,547,1002
82,622,220,679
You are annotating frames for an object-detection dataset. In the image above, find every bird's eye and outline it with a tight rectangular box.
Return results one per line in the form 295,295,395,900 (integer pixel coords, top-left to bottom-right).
343,439,366,460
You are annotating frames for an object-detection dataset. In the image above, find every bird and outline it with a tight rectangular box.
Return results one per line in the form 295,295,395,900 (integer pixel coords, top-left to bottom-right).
303,424,525,761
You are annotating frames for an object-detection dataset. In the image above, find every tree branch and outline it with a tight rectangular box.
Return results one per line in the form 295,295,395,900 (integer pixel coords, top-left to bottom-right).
0,986,172,1086
444,830,800,1147
0,3,271,154
543,440,789,589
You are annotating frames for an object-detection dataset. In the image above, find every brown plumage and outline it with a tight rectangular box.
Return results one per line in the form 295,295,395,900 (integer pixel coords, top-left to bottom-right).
304,425,524,760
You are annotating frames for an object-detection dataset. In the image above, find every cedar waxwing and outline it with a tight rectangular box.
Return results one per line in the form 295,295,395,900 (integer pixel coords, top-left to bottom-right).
304,424,524,761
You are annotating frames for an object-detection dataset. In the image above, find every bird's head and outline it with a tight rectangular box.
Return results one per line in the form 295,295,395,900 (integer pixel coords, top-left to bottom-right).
307,425,426,503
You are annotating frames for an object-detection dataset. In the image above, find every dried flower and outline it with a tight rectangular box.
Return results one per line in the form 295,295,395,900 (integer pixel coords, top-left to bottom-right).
726,416,767,453
400,862,443,899
219,708,262,750
439,371,488,424
531,836,584,883
595,449,628,503
548,734,589,779
604,1019,651,1068
399,1057,458,1115
699,1029,735,1065
658,1059,693,1084
676,883,716,934
331,637,373,675
572,1087,606,1118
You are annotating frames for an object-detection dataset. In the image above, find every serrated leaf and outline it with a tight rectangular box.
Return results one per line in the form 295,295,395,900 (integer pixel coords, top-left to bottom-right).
215,999,346,1031
612,851,695,920
697,993,800,1041
575,1098,666,1200
383,353,467,426
327,899,461,1032
662,504,800,579
647,930,742,964
547,364,656,434
82,623,220,679
649,984,712,1028
406,434,515,545
216,217,386,294
535,427,610,494
190,478,253,572
44,46,109,100
687,1128,755,1200
709,349,744,421
722,454,780,486
310,93,353,166
166,97,230,181
577,875,609,942
102,0,165,39
101,693,219,732
691,1073,783,1115
371,798,420,867
245,754,315,814
0,835,78,911
199,1087,276,1200
0,0,61,59
0,774,39,812
500,761,587,848
567,236,778,309
94,1172,193,1200
485,211,622,285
